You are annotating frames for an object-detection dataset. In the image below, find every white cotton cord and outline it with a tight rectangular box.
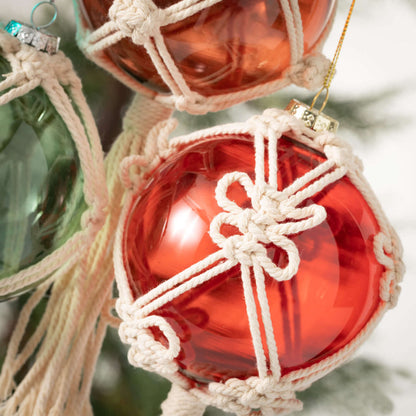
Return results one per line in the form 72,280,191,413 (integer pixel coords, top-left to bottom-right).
134,117,177,165
161,384,206,416
70,82,107,204
152,33,198,100
241,262,268,379
0,72,25,91
254,129,266,186
114,108,403,416
345,169,404,307
44,79,105,211
84,24,124,57
131,250,225,310
0,235,80,296
165,0,223,26
280,0,301,65
283,159,335,197
268,129,279,189
289,0,304,58
286,165,347,208
0,283,49,401
0,93,173,415
252,257,281,378
0,28,174,414
136,257,237,318
0,31,107,297
78,0,332,114
143,36,182,96
0,78,40,105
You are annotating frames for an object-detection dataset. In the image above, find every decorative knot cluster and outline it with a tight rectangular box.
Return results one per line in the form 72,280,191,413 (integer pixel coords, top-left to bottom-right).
109,0,165,44
119,314,180,375
316,133,364,172
175,92,206,112
208,376,303,415
374,231,405,307
210,171,326,281
8,44,77,87
288,53,331,90
248,109,303,141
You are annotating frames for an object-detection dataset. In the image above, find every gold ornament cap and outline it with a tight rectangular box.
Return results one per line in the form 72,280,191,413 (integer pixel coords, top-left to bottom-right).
286,99,339,133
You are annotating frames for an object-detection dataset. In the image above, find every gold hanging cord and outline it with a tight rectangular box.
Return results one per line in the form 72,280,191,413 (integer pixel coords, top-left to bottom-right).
310,0,356,113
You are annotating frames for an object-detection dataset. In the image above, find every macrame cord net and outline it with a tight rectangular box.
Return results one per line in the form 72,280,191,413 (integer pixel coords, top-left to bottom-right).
0,30,106,298
113,108,403,416
76,0,333,114
0,29,175,415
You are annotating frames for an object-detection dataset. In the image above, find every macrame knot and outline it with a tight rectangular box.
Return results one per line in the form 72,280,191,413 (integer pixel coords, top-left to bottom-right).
374,232,404,307
175,92,206,112
323,142,363,172
119,315,180,375
249,110,303,143
0,31,21,55
80,205,106,242
208,376,302,415
210,171,327,282
250,185,287,220
221,235,265,267
287,53,331,90
119,154,149,190
12,46,75,86
109,0,165,44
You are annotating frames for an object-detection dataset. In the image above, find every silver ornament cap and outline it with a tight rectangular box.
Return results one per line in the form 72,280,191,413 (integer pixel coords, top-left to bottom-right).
4,20,60,55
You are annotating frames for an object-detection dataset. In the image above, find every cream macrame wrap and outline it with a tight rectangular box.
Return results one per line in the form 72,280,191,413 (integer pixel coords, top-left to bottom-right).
0,30,107,299
0,30,111,415
76,0,333,114
0,32,176,416
114,109,404,416
0,32,174,415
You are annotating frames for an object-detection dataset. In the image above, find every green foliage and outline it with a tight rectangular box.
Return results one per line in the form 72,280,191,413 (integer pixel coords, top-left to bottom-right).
299,358,413,416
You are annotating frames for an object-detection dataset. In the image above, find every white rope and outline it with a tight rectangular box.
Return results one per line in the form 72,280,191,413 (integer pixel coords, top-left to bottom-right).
78,0,332,113
0,29,174,414
0,30,107,297
113,108,403,416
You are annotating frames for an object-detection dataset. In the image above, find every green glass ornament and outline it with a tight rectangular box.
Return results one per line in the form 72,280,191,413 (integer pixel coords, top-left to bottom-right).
0,55,86,299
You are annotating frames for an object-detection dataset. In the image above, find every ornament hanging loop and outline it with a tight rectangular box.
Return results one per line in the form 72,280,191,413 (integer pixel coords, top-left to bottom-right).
30,0,58,30
309,0,356,113
309,86,329,114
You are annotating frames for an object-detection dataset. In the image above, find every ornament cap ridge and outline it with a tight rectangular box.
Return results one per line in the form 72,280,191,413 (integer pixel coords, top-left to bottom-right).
286,99,339,133
4,20,60,55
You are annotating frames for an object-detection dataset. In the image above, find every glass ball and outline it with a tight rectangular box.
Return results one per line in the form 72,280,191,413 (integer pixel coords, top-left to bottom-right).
124,134,384,384
77,0,335,96
0,55,86,299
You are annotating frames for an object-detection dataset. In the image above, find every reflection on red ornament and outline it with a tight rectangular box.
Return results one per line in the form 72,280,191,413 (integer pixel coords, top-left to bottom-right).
124,134,384,384
77,0,335,95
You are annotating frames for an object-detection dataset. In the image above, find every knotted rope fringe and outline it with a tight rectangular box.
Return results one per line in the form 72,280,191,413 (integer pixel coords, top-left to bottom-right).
0,30,106,298
0,47,173,414
114,108,403,416
76,0,333,114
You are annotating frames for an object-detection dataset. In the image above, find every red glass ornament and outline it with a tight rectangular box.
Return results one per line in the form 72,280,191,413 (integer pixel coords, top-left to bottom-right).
124,135,385,384
77,0,335,96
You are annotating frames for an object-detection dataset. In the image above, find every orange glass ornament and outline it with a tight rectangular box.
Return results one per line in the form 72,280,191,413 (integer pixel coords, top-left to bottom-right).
77,0,335,95
124,135,385,384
